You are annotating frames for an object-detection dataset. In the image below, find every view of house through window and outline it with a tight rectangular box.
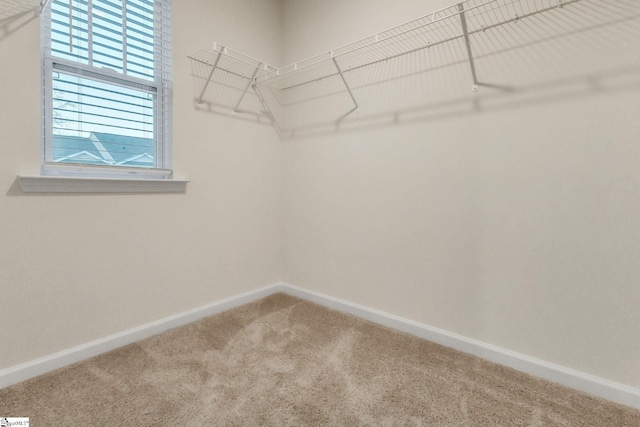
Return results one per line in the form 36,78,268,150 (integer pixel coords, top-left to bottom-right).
42,0,172,172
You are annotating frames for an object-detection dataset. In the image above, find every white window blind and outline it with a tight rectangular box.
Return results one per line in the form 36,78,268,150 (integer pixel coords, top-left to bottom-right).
41,0,172,177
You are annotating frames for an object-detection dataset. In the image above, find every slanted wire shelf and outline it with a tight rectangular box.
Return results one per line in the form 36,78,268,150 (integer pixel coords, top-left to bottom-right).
0,0,48,21
188,0,640,136
189,43,280,123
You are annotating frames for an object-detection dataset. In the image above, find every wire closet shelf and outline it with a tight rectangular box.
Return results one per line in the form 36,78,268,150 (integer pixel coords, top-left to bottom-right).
188,0,639,136
0,0,49,21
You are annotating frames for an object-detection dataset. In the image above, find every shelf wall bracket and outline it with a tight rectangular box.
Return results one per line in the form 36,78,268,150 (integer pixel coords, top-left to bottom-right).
332,57,360,120
38,0,51,15
234,66,261,113
195,51,222,109
458,3,480,92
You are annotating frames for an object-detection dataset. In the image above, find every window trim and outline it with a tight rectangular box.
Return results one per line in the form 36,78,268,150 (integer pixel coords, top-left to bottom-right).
18,175,188,193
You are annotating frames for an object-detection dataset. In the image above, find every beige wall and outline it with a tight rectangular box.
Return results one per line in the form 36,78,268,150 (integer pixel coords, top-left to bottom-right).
2,0,640,392
0,0,283,370
281,0,640,387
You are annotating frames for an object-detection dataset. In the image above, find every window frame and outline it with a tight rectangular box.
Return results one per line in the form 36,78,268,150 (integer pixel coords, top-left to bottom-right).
40,0,173,180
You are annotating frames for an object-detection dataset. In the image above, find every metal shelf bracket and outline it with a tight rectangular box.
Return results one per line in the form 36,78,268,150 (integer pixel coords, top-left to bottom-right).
458,2,480,92
38,0,50,14
332,57,360,119
195,50,222,109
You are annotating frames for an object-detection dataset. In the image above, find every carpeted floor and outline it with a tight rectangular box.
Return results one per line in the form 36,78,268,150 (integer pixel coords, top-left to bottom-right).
1,293,639,426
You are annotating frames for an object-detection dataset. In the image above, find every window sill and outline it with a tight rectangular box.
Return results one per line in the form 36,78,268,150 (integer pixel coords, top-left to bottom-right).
17,175,189,194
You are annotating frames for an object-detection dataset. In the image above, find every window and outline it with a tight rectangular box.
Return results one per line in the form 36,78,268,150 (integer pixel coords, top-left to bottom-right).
41,0,172,179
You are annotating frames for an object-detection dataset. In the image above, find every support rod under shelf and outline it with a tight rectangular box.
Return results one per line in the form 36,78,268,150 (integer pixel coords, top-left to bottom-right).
196,51,222,108
458,2,480,92
332,57,359,118
39,0,51,13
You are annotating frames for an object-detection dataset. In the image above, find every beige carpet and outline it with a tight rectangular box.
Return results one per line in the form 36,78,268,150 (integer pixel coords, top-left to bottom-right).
1,293,639,426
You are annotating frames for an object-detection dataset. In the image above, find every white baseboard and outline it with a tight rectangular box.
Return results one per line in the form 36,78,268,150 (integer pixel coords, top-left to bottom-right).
2,281,638,411
0,283,282,390
277,282,640,410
